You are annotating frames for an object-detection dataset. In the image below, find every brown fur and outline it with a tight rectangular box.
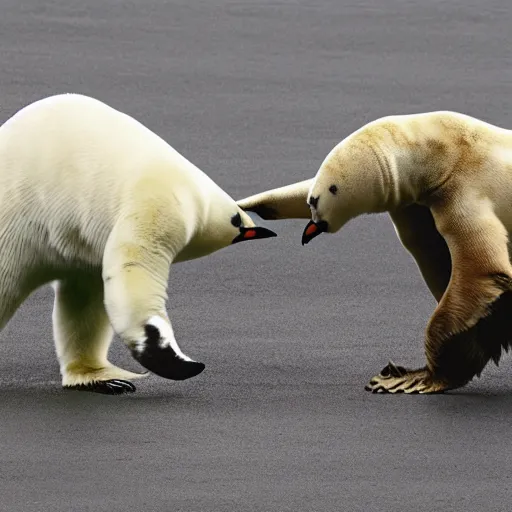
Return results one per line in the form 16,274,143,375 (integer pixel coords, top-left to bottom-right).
238,110,512,393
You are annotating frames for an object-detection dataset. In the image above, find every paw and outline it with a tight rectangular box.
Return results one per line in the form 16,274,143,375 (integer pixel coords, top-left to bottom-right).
132,344,205,381
364,361,450,394
129,318,205,381
64,379,136,395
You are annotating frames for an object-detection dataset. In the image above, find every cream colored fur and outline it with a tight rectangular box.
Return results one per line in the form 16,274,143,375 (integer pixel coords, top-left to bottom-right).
238,111,512,393
0,93,261,389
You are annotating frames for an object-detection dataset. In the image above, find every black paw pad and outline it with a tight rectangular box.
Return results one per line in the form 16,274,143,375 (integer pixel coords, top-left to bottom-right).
130,324,205,381
65,379,136,395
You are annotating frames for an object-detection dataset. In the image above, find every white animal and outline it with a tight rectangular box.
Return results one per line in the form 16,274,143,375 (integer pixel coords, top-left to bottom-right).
238,111,512,394
0,93,276,394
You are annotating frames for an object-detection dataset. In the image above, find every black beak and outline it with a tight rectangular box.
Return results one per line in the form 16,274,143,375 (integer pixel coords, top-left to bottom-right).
232,226,278,244
302,220,328,246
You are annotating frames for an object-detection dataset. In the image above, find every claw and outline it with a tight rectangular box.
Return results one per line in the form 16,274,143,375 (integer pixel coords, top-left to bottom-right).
106,379,136,393
64,379,136,395
388,360,407,377
379,360,407,378
365,363,452,395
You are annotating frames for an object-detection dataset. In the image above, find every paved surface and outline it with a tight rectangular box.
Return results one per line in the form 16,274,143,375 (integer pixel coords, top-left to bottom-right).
1,0,512,510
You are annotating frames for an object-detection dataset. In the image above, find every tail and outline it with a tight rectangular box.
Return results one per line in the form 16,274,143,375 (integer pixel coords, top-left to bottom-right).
237,179,314,220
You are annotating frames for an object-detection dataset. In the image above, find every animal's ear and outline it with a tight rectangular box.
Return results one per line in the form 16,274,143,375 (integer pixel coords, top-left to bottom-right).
231,226,277,244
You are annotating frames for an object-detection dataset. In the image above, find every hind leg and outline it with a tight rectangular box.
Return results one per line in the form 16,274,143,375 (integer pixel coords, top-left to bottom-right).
53,274,148,394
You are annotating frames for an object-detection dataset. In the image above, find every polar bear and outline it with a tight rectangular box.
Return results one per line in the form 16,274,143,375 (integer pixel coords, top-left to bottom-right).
0,93,277,394
238,111,512,394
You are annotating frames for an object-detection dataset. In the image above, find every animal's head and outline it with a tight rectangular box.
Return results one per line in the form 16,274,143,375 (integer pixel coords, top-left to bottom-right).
302,136,388,245
179,199,277,262
229,208,277,245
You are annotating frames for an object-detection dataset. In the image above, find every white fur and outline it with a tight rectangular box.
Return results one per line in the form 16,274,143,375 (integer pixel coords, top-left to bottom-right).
0,93,259,388
137,315,192,362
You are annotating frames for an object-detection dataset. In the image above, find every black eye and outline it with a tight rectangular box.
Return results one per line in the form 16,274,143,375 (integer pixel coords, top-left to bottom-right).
329,185,338,195
231,212,242,227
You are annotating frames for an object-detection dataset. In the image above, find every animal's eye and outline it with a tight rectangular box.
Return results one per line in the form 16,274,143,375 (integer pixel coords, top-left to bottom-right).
329,185,338,195
231,212,242,227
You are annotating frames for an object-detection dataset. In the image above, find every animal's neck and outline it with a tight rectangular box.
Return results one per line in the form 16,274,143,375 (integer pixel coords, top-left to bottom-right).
365,142,402,212
338,124,414,214
368,118,454,208
385,144,426,207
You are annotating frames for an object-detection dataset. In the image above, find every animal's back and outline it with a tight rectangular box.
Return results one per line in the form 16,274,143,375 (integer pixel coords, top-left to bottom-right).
0,93,173,211
0,94,193,269
387,111,512,230
353,110,512,203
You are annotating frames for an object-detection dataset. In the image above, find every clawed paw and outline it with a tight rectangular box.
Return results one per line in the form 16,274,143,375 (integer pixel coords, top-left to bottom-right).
64,379,136,395
364,361,448,394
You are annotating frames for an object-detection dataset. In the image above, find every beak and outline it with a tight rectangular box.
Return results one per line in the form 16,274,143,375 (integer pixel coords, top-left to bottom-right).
232,226,278,244
301,220,328,246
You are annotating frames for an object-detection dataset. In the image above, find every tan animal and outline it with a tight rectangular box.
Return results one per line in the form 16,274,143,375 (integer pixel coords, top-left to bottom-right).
238,111,512,394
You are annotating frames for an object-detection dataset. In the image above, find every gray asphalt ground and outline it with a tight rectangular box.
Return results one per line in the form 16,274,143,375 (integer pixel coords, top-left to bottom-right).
1,0,512,510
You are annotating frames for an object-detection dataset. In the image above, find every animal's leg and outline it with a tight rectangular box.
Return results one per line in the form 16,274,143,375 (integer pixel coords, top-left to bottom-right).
367,195,512,394
366,205,453,393
237,179,314,219
102,207,205,381
389,204,451,302
0,283,31,334
0,245,44,338
53,274,148,394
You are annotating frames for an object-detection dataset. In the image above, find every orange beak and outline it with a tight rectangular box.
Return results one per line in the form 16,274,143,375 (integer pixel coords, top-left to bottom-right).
232,226,277,244
302,220,328,245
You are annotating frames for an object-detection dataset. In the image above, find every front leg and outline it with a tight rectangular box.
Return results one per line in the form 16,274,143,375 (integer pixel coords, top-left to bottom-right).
365,205,457,394
237,179,314,220
103,208,205,381
367,191,512,394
